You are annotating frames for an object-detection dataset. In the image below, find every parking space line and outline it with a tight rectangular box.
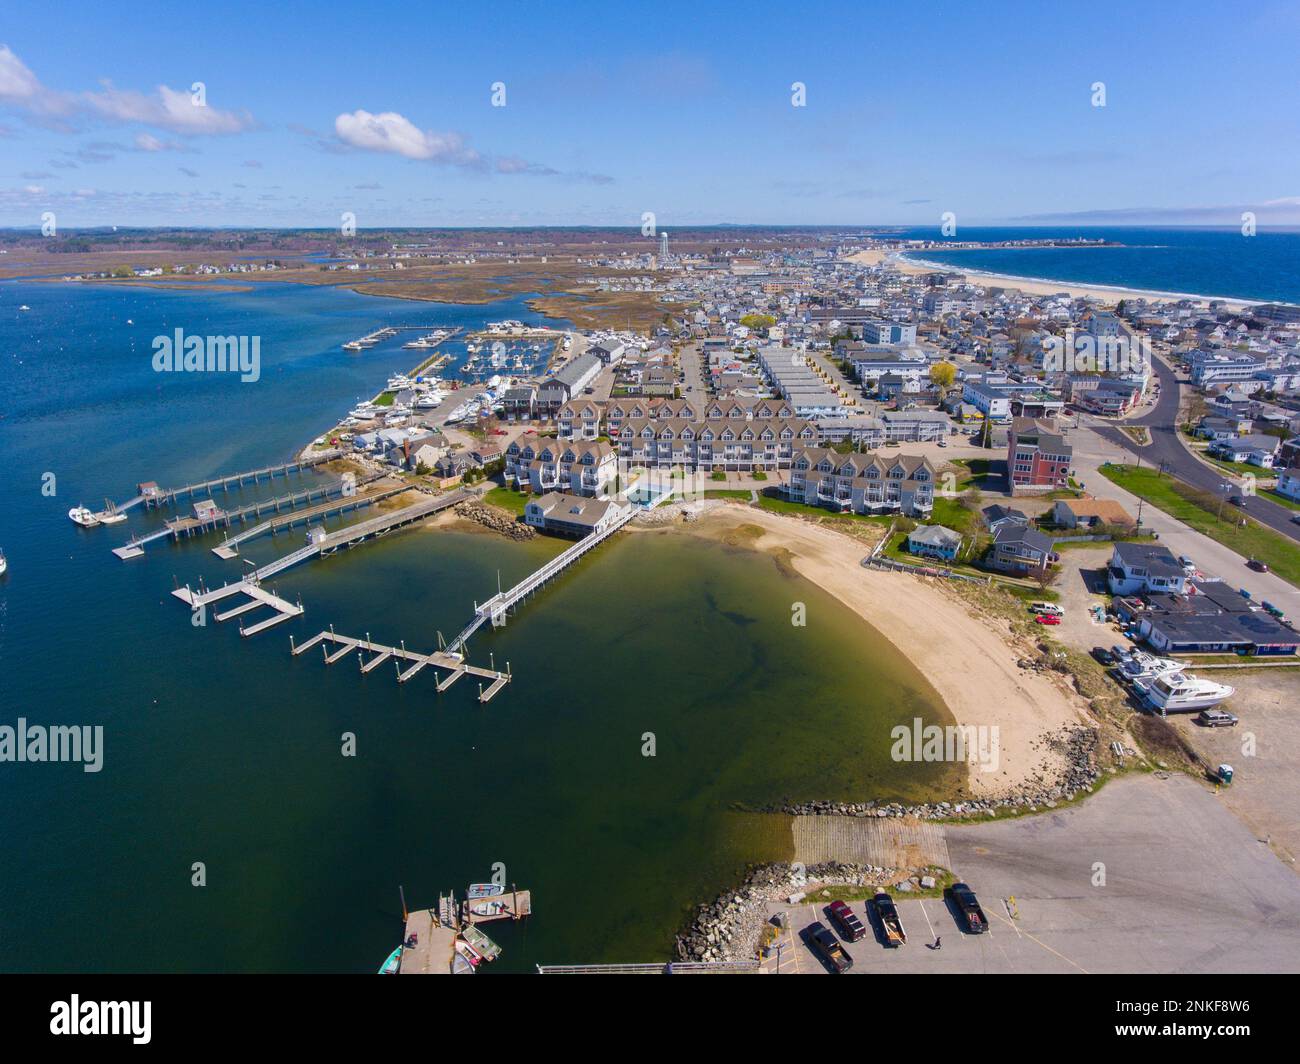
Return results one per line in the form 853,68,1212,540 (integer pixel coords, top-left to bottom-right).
987,908,1090,973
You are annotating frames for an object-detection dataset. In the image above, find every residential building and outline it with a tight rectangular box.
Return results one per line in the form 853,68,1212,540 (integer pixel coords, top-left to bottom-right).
785,447,936,517
537,351,602,414
1051,498,1136,529
1007,417,1072,495
524,492,628,537
907,524,962,561
504,435,618,496
1106,542,1189,596
989,524,1054,574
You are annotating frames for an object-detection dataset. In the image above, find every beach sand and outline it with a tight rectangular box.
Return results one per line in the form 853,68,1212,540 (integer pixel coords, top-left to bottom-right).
845,249,1254,310
683,505,1089,797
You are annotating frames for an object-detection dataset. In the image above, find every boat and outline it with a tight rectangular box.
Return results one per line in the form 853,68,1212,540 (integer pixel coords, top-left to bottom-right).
68,506,100,528
96,510,127,526
460,925,501,961
453,939,482,967
467,883,504,899
1145,671,1235,713
19,304,31,311
469,900,508,919
378,946,402,975
451,953,475,975
1119,650,1189,682
0,549,7,577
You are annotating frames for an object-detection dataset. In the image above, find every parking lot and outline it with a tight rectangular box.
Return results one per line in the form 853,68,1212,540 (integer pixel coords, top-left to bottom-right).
761,773,1300,974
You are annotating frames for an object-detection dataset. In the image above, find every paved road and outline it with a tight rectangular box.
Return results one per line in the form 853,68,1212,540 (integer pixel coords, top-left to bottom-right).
765,773,1300,974
1090,354,1300,543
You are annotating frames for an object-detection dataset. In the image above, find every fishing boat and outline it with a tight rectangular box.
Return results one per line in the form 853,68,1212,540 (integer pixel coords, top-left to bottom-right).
460,925,501,962
378,946,402,975
68,505,100,528
96,501,127,525
467,883,504,900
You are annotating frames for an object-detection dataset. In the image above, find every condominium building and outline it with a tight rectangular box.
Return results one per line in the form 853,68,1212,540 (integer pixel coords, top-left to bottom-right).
785,447,936,517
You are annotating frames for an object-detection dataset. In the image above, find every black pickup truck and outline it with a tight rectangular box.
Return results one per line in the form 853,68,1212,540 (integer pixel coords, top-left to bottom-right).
804,921,854,973
946,882,989,934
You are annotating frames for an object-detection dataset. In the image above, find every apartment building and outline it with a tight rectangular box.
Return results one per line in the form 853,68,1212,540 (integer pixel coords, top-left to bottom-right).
504,435,618,496
1007,417,1072,495
615,416,817,472
785,447,936,517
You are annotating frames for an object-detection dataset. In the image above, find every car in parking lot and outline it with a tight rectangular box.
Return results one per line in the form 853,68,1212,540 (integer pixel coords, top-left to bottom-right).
945,882,989,934
1034,614,1061,625
826,900,866,942
1030,602,1063,617
1197,709,1239,728
803,921,853,972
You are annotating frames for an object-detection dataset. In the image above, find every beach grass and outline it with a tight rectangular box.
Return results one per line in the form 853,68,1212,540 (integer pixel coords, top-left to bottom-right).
1099,464,1300,587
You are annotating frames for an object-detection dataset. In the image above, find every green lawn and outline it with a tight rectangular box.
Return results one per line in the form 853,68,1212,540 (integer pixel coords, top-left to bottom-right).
930,496,977,534
1262,489,1300,512
1099,464,1300,587
372,391,395,407
756,493,891,524
481,486,530,516
703,489,752,499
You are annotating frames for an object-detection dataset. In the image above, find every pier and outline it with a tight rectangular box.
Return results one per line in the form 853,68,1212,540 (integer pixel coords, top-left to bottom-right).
126,449,344,511
446,507,635,654
289,628,512,703
170,579,303,637
535,960,761,975
112,473,385,560
210,480,407,559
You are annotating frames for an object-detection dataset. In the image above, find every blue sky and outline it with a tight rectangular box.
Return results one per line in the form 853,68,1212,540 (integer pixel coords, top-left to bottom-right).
2,0,1299,228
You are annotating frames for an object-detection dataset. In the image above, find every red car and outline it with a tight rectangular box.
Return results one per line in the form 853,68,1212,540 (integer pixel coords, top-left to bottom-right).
826,899,866,942
1034,614,1061,625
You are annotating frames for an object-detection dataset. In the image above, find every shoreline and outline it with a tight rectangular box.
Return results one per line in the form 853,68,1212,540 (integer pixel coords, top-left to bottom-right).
848,248,1263,309
678,504,1094,799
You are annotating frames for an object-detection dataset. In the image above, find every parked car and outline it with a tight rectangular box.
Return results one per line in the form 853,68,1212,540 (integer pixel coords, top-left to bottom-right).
826,900,866,942
1034,614,1061,626
803,921,853,973
1091,646,1115,665
945,883,989,934
1197,709,1239,728
1247,558,1269,572
1031,602,1063,617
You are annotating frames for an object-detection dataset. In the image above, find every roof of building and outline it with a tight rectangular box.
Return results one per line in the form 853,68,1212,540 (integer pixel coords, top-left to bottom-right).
1057,498,1136,524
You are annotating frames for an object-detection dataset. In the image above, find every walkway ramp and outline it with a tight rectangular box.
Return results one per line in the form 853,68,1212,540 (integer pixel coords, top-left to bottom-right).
791,815,951,871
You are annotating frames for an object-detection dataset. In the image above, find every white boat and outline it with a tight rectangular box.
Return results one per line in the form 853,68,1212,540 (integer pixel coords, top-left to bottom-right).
68,506,100,528
1120,651,1189,682
96,510,127,526
415,392,443,409
19,305,31,311
1146,671,1235,712
0,549,7,577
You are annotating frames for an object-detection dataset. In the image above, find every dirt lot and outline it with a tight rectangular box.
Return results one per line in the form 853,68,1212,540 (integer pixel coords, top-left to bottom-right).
1167,668,1300,870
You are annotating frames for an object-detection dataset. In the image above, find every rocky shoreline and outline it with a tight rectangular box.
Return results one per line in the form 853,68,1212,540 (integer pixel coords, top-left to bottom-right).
766,725,1101,820
453,500,537,540
676,862,900,962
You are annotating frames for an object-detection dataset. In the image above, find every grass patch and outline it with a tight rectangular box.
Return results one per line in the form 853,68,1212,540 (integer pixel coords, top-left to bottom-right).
930,496,977,534
1100,464,1300,588
802,867,957,904
1262,489,1300,512
481,485,529,516
756,492,891,524
372,391,395,407
703,489,752,499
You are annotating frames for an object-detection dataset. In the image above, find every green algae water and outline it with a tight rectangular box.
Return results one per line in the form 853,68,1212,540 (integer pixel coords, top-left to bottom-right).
0,280,956,972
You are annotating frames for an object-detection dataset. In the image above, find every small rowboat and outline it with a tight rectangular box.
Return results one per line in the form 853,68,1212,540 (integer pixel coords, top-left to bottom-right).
461,925,502,962
451,953,475,975
470,900,509,918
378,946,402,975
467,883,504,900
454,939,482,967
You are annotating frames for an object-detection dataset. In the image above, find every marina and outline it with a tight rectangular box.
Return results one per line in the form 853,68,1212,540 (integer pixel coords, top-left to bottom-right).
391,886,530,975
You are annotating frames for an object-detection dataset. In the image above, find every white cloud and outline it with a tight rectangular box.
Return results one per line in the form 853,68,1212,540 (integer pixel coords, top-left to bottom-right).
333,109,478,164
0,44,251,134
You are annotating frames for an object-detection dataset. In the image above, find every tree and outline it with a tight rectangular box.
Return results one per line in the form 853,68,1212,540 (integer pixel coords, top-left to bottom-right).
929,361,957,392
740,313,776,333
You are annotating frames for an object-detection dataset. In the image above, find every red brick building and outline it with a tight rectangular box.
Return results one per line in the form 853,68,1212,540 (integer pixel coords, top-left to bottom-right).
1007,417,1072,495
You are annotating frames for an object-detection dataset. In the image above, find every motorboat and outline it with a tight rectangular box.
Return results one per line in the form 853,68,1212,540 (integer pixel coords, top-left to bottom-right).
1145,671,1235,712
68,506,100,528
1119,650,1189,682
0,549,7,577
467,883,504,900
378,946,402,975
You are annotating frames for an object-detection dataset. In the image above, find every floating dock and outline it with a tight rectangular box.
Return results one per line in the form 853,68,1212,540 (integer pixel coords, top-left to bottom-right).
462,888,531,925
289,628,511,702
172,580,303,636
396,909,460,975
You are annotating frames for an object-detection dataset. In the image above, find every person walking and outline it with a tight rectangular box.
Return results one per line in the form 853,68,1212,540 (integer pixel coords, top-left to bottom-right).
931,936,942,951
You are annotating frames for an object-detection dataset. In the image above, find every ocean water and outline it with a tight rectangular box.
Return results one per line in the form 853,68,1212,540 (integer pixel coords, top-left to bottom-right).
891,226,1300,304
0,278,956,972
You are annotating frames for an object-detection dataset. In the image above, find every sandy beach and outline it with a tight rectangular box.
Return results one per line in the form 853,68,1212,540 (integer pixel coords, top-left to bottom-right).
683,505,1090,797
846,248,1254,310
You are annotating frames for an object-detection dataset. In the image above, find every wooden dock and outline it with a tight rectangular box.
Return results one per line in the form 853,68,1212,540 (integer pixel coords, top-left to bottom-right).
396,910,460,975
211,480,406,558
172,580,303,635
462,888,531,925
128,449,344,511
290,628,512,702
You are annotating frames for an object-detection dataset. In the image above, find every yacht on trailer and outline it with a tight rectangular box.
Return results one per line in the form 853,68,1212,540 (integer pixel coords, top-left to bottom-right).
1145,672,1235,712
